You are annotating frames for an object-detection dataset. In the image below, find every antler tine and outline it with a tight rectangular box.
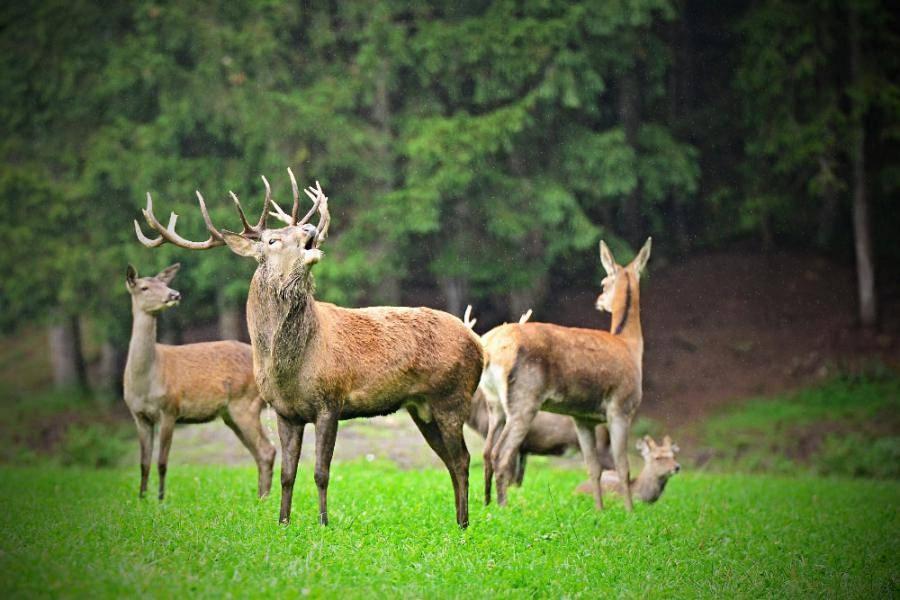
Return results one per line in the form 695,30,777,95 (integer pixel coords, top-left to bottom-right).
519,309,533,324
288,167,301,225
228,191,254,236
268,196,293,225
195,191,224,241
305,181,330,247
256,175,272,231
134,208,177,248
463,305,476,329
138,192,225,250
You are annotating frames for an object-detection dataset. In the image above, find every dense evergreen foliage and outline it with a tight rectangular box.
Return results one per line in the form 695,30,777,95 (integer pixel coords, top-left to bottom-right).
1,1,897,388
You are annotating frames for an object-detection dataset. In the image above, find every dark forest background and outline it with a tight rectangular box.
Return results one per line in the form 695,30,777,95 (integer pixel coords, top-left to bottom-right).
1,0,898,397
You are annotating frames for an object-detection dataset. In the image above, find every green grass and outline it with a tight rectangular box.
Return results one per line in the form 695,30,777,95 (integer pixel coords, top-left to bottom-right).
698,376,900,478
0,463,897,598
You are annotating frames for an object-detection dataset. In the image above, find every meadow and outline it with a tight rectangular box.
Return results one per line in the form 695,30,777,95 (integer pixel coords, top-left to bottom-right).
1,461,897,598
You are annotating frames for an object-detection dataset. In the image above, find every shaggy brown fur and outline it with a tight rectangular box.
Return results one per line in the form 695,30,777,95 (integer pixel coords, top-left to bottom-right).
123,264,275,500
480,238,652,511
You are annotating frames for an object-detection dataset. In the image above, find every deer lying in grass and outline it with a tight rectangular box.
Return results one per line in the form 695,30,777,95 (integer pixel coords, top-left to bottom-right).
134,172,482,527
574,435,680,503
480,238,652,511
123,264,275,500
463,306,611,486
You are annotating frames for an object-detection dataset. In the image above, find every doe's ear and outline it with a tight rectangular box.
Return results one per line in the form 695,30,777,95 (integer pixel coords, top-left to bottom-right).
126,264,138,289
631,237,652,275
599,240,617,276
635,438,649,454
155,263,180,284
222,230,261,259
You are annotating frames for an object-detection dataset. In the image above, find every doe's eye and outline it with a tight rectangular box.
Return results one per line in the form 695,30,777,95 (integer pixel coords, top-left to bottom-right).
140,286,148,291
268,239,277,245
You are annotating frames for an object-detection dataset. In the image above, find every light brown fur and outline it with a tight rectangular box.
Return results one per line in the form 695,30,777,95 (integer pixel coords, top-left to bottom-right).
574,435,681,503
480,238,652,512
123,264,275,500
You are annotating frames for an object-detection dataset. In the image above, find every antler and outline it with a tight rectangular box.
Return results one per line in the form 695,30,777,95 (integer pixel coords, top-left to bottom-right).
463,305,477,329
518,309,533,324
134,176,274,250
269,168,321,227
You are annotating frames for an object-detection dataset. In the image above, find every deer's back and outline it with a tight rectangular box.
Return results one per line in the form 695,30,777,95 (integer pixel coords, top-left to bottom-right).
483,322,640,415
157,340,256,420
299,303,483,418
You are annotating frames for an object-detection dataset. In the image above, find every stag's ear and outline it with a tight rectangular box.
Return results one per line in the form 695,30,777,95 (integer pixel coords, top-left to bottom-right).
599,240,617,276
631,237,652,275
155,263,180,284
125,264,138,289
222,231,261,259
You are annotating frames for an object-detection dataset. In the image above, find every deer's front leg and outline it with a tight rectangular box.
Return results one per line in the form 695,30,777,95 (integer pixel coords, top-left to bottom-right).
277,415,305,525
314,410,339,526
134,415,154,499
608,413,633,512
156,412,176,501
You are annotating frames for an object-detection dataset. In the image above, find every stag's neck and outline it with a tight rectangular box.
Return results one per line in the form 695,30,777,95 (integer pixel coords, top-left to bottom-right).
610,271,643,357
125,308,158,393
248,267,320,373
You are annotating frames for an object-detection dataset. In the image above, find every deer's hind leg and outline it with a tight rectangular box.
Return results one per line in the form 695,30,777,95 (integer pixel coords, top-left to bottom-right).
480,383,506,506
574,417,605,510
225,396,277,497
493,364,543,507
409,399,471,529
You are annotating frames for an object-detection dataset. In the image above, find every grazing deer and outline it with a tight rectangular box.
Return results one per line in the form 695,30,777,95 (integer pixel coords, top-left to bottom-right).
575,435,680,504
134,172,482,527
123,264,275,500
463,306,612,487
480,238,652,511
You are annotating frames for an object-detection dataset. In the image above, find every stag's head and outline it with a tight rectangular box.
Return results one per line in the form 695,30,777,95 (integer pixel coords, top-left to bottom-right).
134,169,330,295
595,237,652,313
125,263,181,315
636,435,681,481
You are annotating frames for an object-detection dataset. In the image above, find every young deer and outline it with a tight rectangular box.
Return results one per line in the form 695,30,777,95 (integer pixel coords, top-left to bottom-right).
480,238,652,512
464,306,611,487
575,435,681,503
123,264,275,500
134,172,482,527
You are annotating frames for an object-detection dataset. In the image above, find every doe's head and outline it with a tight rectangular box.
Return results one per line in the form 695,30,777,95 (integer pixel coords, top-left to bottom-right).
636,434,681,480
595,237,652,313
125,263,181,314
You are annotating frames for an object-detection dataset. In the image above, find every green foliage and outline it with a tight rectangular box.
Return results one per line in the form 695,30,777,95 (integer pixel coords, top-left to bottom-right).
698,377,900,478
59,423,130,469
0,464,897,597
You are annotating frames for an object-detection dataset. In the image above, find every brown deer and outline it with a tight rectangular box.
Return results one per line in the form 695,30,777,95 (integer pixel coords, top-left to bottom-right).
480,238,652,511
575,435,681,503
134,172,482,527
123,264,275,500
463,306,611,487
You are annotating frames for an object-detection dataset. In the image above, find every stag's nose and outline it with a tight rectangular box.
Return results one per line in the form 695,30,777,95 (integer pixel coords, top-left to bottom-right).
168,291,181,302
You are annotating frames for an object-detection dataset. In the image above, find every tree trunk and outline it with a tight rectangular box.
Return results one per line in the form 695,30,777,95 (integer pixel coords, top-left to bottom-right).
98,339,125,400
815,153,840,250
849,6,877,327
618,69,642,244
48,313,88,390
217,291,244,341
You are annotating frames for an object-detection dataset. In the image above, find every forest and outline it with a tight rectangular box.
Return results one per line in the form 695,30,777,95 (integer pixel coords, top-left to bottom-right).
2,0,898,395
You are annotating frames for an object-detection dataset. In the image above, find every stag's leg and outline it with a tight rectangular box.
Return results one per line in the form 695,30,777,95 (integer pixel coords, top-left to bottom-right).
514,451,528,487
608,412,633,512
157,412,176,501
574,418,604,510
313,410,339,526
408,405,471,528
225,397,277,497
134,415,154,499
277,415,305,525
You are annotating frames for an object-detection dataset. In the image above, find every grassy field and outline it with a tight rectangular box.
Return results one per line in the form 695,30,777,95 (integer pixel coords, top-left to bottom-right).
0,462,897,598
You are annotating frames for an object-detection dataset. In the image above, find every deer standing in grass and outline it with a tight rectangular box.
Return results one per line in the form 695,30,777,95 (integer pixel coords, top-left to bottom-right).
480,238,652,511
123,264,275,500
134,172,482,527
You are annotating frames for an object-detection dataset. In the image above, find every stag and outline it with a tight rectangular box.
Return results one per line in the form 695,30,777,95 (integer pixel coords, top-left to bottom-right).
134,172,482,527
